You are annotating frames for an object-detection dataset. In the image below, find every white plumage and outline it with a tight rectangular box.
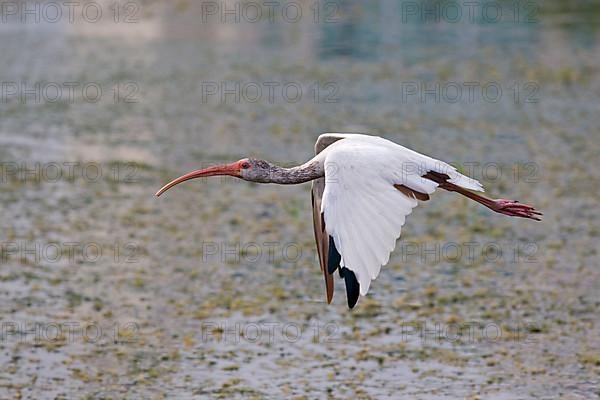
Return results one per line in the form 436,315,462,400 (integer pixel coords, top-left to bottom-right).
315,134,483,298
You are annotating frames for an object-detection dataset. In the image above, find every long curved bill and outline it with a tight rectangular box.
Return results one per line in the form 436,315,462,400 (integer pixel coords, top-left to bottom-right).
155,162,240,197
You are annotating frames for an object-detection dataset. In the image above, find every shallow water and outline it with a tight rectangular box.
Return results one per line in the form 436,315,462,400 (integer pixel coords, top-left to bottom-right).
0,0,599,398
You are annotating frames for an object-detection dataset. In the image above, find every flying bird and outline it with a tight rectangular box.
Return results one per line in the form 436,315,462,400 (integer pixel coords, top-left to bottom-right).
156,133,541,308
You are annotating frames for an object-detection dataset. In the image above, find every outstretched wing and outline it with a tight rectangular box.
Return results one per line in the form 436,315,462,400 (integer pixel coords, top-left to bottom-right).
320,135,482,307
311,134,348,303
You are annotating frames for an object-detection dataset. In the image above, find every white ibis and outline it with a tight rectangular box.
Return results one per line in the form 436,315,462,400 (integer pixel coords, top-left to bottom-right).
156,133,541,308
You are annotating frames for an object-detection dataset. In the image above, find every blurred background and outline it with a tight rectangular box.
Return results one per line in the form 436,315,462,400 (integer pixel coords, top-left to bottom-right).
0,0,598,398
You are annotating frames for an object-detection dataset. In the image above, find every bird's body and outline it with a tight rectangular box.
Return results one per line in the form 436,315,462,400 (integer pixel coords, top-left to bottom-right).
157,133,541,308
309,134,485,307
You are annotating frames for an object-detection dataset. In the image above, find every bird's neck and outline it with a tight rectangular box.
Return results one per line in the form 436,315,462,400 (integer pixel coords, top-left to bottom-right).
269,160,324,184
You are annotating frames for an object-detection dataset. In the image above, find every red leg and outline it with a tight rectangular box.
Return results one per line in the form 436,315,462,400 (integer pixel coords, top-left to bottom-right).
423,172,542,221
490,199,543,221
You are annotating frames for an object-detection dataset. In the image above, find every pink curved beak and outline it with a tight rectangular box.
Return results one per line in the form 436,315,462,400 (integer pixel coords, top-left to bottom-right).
155,162,241,197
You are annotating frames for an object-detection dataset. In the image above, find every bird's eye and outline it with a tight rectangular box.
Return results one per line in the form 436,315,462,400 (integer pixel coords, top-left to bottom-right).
241,162,251,169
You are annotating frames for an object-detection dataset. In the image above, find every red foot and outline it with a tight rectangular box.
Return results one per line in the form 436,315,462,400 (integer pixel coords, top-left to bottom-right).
493,199,542,221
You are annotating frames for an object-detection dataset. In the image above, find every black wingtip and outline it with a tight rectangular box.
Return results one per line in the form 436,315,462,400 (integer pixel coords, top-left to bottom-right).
341,267,360,309
327,236,341,275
